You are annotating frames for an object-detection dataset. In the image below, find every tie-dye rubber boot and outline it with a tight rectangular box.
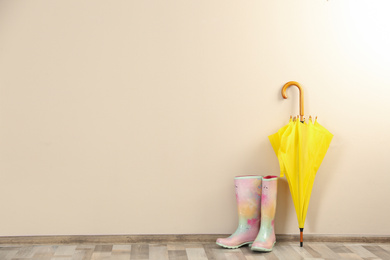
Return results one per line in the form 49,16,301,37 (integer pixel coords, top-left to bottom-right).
216,175,262,249
251,175,278,252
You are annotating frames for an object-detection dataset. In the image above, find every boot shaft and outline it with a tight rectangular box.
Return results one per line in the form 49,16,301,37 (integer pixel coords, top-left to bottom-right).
260,175,278,221
234,175,262,221
251,175,278,252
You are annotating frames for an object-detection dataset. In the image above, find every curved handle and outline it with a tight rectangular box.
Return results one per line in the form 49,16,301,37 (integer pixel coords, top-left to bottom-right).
282,81,304,121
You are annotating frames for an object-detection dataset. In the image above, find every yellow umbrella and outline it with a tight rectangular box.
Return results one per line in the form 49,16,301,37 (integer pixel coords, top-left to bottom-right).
269,81,333,247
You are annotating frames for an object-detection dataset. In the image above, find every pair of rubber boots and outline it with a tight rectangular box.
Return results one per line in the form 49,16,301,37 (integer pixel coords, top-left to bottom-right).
216,175,278,252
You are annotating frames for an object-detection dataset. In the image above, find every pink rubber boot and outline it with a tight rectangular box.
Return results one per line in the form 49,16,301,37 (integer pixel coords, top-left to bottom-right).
216,175,262,249
251,175,278,252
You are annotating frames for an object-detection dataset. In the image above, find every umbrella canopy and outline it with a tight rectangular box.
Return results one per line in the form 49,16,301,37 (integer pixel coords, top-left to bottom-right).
269,82,333,247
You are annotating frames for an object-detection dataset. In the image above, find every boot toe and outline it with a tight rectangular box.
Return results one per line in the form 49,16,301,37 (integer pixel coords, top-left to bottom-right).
216,238,226,245
216,237,253,249
216,238,234,248
251,241,275,252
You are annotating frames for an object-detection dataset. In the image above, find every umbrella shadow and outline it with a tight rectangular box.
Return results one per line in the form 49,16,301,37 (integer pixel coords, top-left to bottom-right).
303,145,341,232
274,177,295,233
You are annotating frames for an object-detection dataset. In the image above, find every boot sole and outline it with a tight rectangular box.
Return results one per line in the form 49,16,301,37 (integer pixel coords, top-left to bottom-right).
251,241,276,252
216,241,253,249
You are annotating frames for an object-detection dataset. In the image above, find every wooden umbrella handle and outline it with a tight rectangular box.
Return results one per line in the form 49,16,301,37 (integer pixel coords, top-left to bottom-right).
282,81,304,122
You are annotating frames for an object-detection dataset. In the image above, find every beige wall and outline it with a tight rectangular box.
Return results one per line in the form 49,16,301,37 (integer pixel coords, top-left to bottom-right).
1,0,389,236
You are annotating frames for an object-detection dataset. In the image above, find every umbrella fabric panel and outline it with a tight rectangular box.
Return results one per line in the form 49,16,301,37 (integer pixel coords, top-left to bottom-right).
269,119,333,229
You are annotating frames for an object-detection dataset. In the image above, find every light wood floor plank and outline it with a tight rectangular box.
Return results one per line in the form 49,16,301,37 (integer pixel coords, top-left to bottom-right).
274,245,303,260
94,245,113,252
112,245,132,252
72,249,90,260
1,241,389,260
290,243,315,258
130,244,149,260
337,252,365,259
230,252,248,260
378,243,390,252
307,243,339,259
223,248,244,254
243,254,267,260
237,245,253,256
76,247,94,260
111,245,131,260
212,248,230,260
168,243,205,250
150,245,168,260
0,247,19,260
302,244,322,258
14,245,38,258
76,245,96,249
54,245,78,256
259,251,279,260
344,244,377,258
168,249,188,260
202,243,217,260
33,245,57,259
220,252,236,260
362,245,390,259
90,251,111,260
186,248,208,260
326,243,353,254
90,245,113,260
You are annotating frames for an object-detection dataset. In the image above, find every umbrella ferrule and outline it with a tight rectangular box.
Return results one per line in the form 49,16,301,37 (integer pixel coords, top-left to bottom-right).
300,228,304,247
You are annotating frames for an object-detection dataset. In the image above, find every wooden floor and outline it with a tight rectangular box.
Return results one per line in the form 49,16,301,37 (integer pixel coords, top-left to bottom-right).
1,241,390,260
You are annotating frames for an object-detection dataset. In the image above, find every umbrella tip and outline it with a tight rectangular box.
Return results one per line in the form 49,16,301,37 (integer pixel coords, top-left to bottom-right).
300,228,304,247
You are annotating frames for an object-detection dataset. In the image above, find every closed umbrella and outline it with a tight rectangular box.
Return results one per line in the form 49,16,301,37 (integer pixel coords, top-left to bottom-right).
269,81,333,247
